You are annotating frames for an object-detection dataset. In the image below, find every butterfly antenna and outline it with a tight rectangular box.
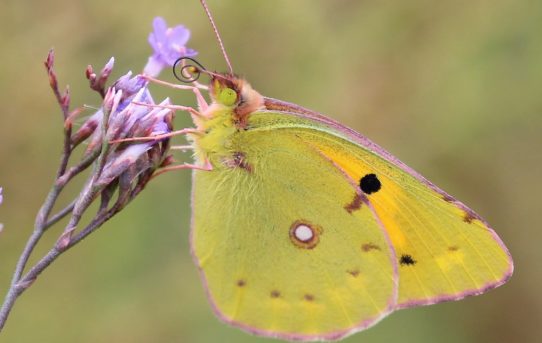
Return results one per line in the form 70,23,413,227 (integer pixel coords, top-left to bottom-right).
200,0,234,75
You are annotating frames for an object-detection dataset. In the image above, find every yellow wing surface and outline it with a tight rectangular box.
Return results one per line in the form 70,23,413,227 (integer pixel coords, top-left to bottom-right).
190,100,512,341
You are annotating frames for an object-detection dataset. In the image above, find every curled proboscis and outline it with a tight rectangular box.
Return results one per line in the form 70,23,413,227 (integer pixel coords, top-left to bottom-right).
172,57,207,83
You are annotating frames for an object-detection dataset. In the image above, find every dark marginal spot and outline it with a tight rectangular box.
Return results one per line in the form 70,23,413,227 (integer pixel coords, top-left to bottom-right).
360,174,381,194
270,290,281,298
400,254,417,266
236,279,246,287
345,194,363,213
442,194,455,203
448,246,459,252
361,243,381,252
304,294,315,302
347,269,360,277
463,211,476,224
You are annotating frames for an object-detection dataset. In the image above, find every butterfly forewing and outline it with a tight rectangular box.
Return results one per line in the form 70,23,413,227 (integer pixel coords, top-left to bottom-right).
247,106,513,308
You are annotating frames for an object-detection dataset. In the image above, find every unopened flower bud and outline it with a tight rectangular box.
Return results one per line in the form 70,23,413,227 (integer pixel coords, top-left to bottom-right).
100,57,115,79
97,144,152,187
44,49,54,69
85,64,94,80
72,114,99,147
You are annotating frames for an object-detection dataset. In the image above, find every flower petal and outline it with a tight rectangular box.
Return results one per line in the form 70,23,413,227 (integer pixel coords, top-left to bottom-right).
143,55,167,78
168,25,190,46
152,17,168,42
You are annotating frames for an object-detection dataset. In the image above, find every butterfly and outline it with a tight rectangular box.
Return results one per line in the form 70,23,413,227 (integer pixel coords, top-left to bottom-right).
167,1,514,341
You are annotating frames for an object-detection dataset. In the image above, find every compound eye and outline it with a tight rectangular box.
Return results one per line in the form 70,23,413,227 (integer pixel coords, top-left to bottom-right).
219,87,238,106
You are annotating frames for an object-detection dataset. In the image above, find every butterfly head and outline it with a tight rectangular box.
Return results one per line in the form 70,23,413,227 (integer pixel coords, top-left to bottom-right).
209,74,241,107
209,74,264,119
172,57,264,122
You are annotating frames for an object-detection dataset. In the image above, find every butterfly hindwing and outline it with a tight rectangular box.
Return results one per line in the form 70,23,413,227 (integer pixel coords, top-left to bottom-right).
191,126,398,341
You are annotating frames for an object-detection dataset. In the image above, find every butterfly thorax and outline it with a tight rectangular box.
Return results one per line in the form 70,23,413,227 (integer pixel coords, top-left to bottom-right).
191,75,264,167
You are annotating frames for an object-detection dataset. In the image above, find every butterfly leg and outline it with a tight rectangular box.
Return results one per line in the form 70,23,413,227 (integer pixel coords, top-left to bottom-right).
152,159,213,179
131,101,204,119
110,128,201,144
140,74,209,113
170,145,194,151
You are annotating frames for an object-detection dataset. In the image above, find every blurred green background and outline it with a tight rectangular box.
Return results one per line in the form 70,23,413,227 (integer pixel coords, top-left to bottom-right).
1,0,541,342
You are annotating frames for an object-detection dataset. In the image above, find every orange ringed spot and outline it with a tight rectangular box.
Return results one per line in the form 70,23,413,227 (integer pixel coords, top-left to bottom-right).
289,221,322,249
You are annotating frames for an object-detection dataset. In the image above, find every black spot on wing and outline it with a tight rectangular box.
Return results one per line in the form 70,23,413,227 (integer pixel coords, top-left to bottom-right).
360,174,381,194
400,254,416,266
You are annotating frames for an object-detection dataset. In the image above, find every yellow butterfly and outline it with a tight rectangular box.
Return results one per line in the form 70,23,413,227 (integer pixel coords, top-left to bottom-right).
170,2,513,341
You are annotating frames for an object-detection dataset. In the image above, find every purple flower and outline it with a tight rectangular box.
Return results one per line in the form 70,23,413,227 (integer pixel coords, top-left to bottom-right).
143,17,197,77
73,66,174,189
91,75,173,186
